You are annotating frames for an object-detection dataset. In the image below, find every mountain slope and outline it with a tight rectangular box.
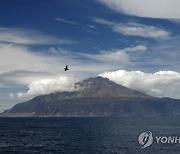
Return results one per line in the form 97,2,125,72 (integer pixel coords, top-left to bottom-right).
2,77,180,117
74,76,150,98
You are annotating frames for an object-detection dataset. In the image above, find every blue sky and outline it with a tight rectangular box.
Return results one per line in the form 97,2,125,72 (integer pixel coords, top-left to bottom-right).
1,0,180,112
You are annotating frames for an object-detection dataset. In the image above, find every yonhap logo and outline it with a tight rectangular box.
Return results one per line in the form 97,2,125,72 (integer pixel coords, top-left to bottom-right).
138,131,153,148
138,131,180,148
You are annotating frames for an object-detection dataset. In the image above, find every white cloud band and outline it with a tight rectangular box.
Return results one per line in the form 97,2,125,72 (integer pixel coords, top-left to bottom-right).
98,0,180,19
0,27,74,45
14,76,80,98
99,70,180,99
94,18,171,39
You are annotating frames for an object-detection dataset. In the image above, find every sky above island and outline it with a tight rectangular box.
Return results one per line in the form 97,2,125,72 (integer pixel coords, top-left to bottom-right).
1,0,180,112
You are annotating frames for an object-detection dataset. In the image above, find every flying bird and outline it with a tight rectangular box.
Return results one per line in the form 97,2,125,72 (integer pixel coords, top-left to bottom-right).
64,65,69,71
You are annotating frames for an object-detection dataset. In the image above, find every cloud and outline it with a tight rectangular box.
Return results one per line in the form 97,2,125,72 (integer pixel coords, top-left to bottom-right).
47,47,122,73
80,45,147,63
56,18,78,25
169,19,180,24
0,70,53,86
94,18,171,39
87,25,96,29
99,70,180,99
82,25,99,34
98,0,180,19
0,44,63,74
14,76,80,98
98,50,129,61
11,69,180,99
0,43,122,89
47,45,147,69
0,27,75,45
121,45,147,53
0,43,125,81
113,22,171,39
1,40,179,108
0,43,147,100
94,18,114,26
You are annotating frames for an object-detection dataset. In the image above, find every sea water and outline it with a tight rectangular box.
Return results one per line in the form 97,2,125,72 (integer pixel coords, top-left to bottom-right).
0,117,180,154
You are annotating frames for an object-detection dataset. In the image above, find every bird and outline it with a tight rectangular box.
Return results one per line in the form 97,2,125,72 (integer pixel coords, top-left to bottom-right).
64,65,69,71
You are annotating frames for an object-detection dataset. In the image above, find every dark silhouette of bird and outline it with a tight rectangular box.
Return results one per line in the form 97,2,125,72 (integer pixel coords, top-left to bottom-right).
64,65,69,71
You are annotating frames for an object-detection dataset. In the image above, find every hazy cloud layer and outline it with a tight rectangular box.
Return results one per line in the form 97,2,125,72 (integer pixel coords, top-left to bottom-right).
169,19,180,24
0,71,53,86
99,70,180,99
0,27,74,45
79,45,147,63
0,44,63,74
1,41,180,105
94,18,171,39
0,43,148,100
98,0,180,19
0,43,128,85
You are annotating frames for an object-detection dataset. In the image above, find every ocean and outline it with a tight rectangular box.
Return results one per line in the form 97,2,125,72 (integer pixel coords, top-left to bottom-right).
0,117,180,154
